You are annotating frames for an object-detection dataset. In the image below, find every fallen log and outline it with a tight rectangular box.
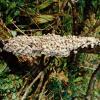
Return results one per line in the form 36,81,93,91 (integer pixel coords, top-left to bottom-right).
1,34,100,58
0,34,99,73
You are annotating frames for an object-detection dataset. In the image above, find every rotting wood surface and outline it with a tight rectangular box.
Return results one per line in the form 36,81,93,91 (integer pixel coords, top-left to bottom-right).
0,34,100,58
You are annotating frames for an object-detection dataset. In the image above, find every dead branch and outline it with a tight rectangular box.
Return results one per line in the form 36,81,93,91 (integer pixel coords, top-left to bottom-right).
85,64,100,100
33,72,44,97
38,80,48,100
21,71,44,100
1,34,100,59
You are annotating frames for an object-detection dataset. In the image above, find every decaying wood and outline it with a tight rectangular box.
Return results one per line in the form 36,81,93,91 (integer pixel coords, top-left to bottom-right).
1,34,100,59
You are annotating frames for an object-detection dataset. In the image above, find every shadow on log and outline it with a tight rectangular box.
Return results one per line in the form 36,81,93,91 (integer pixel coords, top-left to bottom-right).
0,51,33,75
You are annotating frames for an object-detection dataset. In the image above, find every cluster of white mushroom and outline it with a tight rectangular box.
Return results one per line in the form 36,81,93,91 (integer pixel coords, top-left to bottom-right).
3,34,100,57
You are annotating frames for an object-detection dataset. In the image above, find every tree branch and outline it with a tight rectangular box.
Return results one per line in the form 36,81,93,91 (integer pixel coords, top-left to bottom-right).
1,34,99,59
85,64,100,100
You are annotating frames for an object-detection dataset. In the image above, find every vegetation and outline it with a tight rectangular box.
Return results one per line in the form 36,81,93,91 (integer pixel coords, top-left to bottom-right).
0,0,100,100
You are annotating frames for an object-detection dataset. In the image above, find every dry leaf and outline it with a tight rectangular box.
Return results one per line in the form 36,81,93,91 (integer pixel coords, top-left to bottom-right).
34,15,55,24
0,18,11,39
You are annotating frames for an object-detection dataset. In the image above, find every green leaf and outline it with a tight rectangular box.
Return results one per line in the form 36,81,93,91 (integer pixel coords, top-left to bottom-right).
6,16,13,24
73,77,83,83
14,11,20,16
10,2,16,9
0,60,7,74
37,0,53,10
11,30,17,37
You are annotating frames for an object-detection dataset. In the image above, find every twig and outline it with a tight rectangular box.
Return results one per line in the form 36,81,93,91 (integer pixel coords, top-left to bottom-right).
17,78,28,97
80,66,96,71
38,80,48,100
85,64,100,100
21,71,43,100
44,57,54,67
12,22,27,35
34,72,44,95
60,0,68,13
